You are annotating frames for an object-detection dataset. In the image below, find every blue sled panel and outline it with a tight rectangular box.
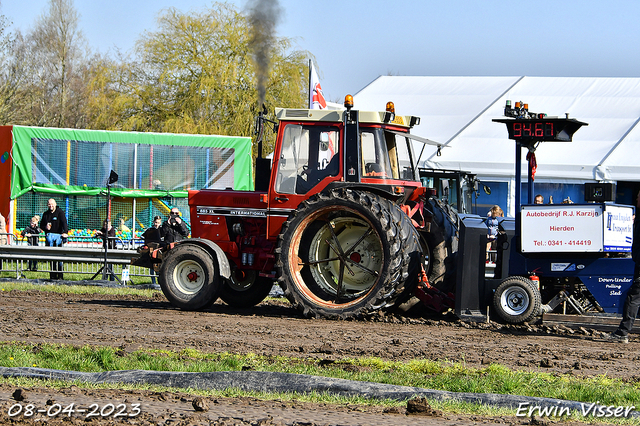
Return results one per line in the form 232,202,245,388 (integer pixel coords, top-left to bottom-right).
578,258,634,313
516,256,634,314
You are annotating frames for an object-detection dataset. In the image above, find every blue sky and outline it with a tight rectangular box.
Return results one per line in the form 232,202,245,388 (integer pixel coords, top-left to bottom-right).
4,0,640,104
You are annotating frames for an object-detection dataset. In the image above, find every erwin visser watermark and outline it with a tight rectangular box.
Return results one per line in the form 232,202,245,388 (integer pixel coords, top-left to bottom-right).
516,402,636,419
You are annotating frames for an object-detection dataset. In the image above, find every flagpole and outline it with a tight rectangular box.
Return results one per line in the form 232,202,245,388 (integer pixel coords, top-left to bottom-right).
308,59,312,109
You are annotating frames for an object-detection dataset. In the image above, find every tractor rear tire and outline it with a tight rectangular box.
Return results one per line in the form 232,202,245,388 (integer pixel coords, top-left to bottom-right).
159,244,220,310
220,268,274,308
493,276,542,324
423,220,451,292
388,206,422,307
276,188,414,319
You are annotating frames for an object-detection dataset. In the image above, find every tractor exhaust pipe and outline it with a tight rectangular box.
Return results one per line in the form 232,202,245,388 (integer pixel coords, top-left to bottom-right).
254,104,267,159
254,104,277,160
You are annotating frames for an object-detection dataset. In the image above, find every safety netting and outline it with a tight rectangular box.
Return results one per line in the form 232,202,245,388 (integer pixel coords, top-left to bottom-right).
10,126,253,238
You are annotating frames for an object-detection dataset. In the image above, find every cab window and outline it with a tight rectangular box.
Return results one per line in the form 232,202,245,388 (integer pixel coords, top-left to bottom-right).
275,124,339,194
389,133,418,181
360,128,418,181
361,129,392,178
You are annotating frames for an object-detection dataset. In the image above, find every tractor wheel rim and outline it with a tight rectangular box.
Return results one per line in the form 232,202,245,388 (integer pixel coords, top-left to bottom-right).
173,259,206,294
291,208,383,307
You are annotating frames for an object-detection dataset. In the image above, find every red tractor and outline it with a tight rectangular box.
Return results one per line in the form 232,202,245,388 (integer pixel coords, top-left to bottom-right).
153,96,454,319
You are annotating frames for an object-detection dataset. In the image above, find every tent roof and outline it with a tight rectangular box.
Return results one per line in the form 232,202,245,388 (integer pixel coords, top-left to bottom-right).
354,76,640,181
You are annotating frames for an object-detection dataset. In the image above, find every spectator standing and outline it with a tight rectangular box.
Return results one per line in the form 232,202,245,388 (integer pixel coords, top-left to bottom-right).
21,215,42,271
142,216,164,284
42,198,68,280
0,212,8,245
606,192,640,343
486,205,504,263
161,208,188,244
0,212,6,271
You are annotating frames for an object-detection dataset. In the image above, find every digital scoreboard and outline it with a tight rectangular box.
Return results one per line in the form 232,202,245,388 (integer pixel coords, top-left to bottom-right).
493,117,588,142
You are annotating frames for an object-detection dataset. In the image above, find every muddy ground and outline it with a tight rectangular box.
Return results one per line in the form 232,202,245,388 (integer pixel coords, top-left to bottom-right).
0,287,638,425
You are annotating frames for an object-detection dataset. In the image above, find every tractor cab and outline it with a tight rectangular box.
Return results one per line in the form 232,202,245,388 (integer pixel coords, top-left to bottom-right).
269,97,440,203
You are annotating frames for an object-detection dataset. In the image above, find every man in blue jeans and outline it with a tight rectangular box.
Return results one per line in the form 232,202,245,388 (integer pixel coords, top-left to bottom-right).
606,192,640,344
41,198,68,280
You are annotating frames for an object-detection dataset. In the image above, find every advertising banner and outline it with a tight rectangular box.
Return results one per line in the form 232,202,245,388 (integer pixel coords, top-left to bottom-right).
603,205,634,252
521,204,634,253
521,204,604,252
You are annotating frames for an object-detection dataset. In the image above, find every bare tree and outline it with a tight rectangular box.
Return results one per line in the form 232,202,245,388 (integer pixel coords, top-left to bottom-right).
85,2,307,143
18,0,88,127
0,4,25,125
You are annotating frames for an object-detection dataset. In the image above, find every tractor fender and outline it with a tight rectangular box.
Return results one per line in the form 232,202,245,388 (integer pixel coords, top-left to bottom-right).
170,238,231,280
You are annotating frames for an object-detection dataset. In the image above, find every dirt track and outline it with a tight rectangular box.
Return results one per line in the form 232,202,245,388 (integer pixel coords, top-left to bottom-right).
0,287,638,425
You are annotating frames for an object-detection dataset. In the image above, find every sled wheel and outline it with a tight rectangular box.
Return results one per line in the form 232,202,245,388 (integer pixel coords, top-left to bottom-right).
277,188,409,319
159,244,220,310
493,276,542,324
220,268,274,308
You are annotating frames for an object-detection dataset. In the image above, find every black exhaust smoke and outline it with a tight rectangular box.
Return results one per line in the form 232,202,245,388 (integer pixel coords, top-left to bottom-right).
248,0,281,107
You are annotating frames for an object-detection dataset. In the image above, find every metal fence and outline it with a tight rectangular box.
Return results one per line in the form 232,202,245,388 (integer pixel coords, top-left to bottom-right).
0,233,155,283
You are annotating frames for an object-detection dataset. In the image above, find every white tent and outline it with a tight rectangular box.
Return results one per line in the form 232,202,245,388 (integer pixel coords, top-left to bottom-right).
354,76,640,182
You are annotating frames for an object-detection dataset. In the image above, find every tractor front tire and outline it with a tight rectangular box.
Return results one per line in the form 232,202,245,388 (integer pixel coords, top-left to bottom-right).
159,244,220,310
493,276,542,324
276,188,413,319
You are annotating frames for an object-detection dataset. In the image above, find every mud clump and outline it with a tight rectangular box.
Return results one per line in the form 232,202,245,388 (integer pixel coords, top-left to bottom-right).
192,396,208,412
12,388,26,401
406,397,442,416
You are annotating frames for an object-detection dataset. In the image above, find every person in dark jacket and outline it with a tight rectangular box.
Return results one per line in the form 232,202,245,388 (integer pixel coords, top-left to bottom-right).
161,208,188,244
95,219,116,249
142,216,164,284
607,192,640,344
21,215,42,271
41,198,68,280
143,216,164,247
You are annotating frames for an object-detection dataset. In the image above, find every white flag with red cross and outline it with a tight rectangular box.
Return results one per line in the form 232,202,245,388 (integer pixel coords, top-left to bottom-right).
309,62,327,109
